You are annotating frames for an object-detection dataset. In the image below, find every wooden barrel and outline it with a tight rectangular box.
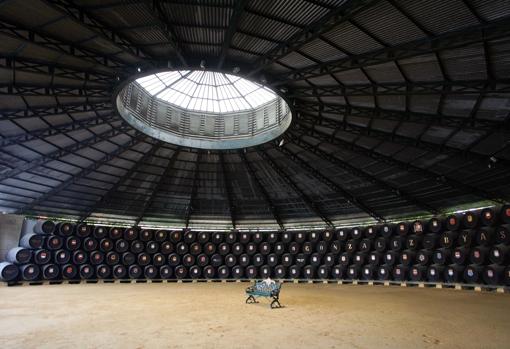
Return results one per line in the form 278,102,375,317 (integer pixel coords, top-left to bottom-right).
358,239,371,253
189,265,202,279
339,252,350,267
95,264,111,279
109,227,123,240
93,226,107,239
367,251,381,265
322,230,334,241
351,227,363,240
294,232,306,243
463,264,483,283
0,262,19,281
218,242,230,256
176,242,188,255
33,220,56,235
389,236,404,251
415,249,432,265
196,254,209,267
377,264,391,280
61,264,78,279
225,254,236,268
422,234,438,250
217,265,229,279
260,265,271,278
144,265,158,279
6,247,32,264
99,238,114,252
346,264,360,280
380,224,394,238
20,264,39,281
54,249,71,265
19,233,44,249
90,251,104,265
336,228,350,241
470,246,489,265
145,241,159,254
317,265,330,279
427,265,444,282
197,232,210,244
153,253,166,266
83,237,99,252
180,253,194,267
383,251,398,266
427,217,443,233
396,222,409,236
405,235,421,250
184,231,197,244
128,265,143,279
374,237,387,252
495,225,510,244
203,265,215,279
137,252,151,267
462,211,479,229
480,207,496,226
432,248,451,265
281,232,292,243
168,253,181,267
332,265,345,279
439,231,457,248
65,236,81,251
274,242,285,255
452,246,469,265
476,227,495,246
444,264,464,283
210,254,223,267
446,214,461,231
364,226,378,239
353,252,366,266
281,253,293,267
33,249,51,265
246,242,257,255
266,232,278,244
259,242,271,255
483,264,504,285
252,232,263,244
501,205,510,224
139,229,152,242
412,221,425,235
302,242,314,254
79,264,94,279
288,242,300,255
160,265,173,279
106,251,119,265
239,254,250,267
238,232,250,244
361,264,375,280
409,265,426,281
232,265,244,278
308,231,320,243
121,252,135,266
123,227,138,241
76,224,91,238
154,230,168,242
274,265,286,279
392,265,407,281
252,254,264,267
489,244,509,265
175,265,188,279
288,265,300,278
310,253,322,267
245,265,257,279
114,239,129,253
457,230,475,247
170,230,183,243
303,265,316,279
267,254,278,267
295,254,307,267
345,239,357,254
232,242,243,256
72,250,88,265
46,235,63,250
316,241,328,254
323,253,335,267
112,264,127,279
399,250,415,266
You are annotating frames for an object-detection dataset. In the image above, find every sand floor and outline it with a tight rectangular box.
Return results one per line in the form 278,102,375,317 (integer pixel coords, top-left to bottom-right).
0,282,509,349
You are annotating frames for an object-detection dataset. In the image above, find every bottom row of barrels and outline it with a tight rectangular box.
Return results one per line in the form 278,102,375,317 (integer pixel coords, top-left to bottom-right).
2,262,510,285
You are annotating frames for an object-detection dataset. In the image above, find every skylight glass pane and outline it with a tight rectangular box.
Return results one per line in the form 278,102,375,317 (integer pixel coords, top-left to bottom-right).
136,70,278,112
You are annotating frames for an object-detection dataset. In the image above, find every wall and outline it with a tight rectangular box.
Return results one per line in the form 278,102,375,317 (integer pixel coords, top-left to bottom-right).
0,214,24,261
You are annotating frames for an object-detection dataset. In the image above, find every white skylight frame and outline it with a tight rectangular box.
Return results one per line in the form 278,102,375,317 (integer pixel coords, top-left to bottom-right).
135,70,278,113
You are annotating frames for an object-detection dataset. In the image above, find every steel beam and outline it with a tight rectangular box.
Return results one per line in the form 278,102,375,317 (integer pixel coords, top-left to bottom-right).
269,17,510,84
272,144,385,222
0,103,112,121
219,152,237,229
256,148,336,227
185,151,201,228
247,0,378,76
18,136,147,214
217,0,249,69
133,147,181,226
0,123,132,182
285,131,439,214
77,140,162,221
297,121,509,204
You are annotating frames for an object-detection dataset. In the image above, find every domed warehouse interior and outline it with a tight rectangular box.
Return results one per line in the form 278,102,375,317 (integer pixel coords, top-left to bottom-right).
0,0,510,348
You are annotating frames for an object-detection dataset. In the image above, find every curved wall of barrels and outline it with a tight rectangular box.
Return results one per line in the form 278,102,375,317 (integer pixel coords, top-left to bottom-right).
1,205,510,287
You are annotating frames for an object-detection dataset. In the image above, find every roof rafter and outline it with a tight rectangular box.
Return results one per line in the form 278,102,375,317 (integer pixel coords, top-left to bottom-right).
217,0,249,69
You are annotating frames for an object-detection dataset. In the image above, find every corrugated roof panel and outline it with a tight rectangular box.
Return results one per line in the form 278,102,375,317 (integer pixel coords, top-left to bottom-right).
364,61,405,83
247,0,331,27
440,43,487,80
322,22,384,55
399,54,444,82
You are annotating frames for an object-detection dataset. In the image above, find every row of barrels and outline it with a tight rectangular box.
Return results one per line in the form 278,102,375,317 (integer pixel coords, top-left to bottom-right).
25,204,510,243
5,244,510,269
4,262,510,286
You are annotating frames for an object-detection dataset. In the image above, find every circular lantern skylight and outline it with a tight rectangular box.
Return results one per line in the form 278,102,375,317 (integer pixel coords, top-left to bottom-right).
115,70,292,150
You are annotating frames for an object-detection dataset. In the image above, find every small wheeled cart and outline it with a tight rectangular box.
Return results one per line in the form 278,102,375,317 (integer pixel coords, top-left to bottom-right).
245,280,282,309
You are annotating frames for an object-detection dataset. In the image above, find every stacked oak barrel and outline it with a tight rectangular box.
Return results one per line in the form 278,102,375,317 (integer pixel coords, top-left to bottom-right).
1,205,509,286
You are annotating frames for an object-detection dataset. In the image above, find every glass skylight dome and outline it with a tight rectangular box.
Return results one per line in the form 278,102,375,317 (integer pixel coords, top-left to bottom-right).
115,70,292,150
136,70,277,113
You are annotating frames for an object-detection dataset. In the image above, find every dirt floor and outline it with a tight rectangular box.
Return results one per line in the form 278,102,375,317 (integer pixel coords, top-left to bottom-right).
0,282,509,349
